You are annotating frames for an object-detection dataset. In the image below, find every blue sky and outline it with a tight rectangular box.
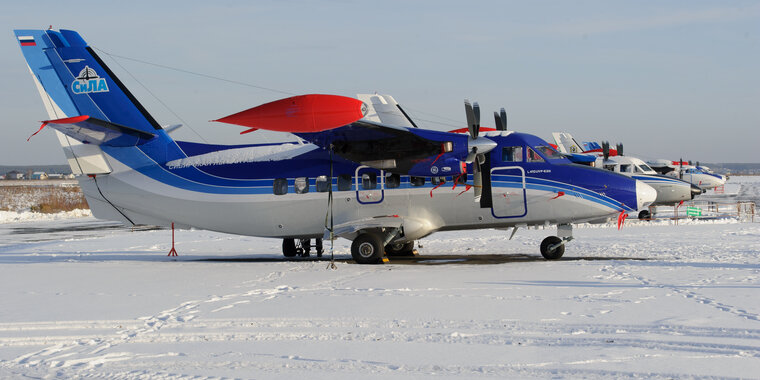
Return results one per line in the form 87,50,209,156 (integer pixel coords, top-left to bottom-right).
1,0,758,165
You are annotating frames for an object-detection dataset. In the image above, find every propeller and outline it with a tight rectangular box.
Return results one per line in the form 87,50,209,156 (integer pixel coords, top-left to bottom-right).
463,99,497,202
602,141,610,161
616,143,624,156
679,157,684,179
493,108,507,131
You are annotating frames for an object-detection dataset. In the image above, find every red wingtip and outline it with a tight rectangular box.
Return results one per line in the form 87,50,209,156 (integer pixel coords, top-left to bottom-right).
215,94,367,133
29,115,90,141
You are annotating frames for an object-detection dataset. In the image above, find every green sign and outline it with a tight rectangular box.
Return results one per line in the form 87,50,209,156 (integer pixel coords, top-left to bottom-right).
686,206,702,217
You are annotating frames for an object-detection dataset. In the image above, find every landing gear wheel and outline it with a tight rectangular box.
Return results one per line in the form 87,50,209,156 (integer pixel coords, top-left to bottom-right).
299,239,310,257
385,241,416,257
351,233,385,264
315,238,324,258
540,236,565,260
282,238,297,257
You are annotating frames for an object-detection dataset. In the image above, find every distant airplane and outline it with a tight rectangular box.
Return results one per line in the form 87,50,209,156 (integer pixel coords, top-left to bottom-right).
14,28,656,263
647,159,727,190
552,132,701,219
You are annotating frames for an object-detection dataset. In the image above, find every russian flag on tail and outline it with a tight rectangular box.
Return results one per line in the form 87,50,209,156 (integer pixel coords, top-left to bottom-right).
18,36,36,46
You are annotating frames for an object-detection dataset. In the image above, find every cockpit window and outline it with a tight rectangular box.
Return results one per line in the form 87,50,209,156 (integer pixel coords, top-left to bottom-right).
502,146,523,162
526,147,544,163
533,145,563,160
620,164,631,173
636,164,654,173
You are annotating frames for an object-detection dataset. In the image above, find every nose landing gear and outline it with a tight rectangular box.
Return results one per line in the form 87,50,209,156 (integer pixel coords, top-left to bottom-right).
540,224,573,260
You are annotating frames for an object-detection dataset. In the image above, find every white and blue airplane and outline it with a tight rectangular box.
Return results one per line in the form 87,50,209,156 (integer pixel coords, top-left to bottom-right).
647,159,727,191
14,28,656,263
551,132,702,219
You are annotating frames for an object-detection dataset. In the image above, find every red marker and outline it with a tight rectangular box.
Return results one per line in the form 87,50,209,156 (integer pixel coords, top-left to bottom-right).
214,94,367,133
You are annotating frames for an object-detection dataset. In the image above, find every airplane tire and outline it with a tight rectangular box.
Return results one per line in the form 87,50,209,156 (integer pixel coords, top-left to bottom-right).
282,238,297,257
316,238,324,258
540,236,565,260
351,233,385,264
385,241,416,256
638,210,651,220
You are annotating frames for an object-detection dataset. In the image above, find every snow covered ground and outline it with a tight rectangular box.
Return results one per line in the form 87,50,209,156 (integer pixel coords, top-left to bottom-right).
0,179,758,379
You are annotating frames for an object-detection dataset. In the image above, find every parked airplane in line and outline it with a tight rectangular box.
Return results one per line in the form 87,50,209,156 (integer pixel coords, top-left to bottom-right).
552,133,701,219
14,28,656,263
647,159,727,190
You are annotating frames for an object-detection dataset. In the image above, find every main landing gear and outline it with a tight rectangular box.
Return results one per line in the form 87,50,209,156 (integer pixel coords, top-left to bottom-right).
540,224,573,260
349,227,412,264
385,241,417,257
282,238,324,258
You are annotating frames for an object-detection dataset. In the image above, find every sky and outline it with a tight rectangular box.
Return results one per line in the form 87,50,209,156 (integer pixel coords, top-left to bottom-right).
1,0,758,165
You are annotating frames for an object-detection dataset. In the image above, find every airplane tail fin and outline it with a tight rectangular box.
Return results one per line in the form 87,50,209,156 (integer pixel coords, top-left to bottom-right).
14,29,174,174
551,132,585,154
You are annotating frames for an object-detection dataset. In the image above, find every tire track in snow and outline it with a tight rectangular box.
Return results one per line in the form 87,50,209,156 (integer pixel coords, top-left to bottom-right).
3,262,376,378
601,264,760,322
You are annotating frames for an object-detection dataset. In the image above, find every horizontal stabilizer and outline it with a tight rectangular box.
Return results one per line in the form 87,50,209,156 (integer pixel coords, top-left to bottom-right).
38,115,156,146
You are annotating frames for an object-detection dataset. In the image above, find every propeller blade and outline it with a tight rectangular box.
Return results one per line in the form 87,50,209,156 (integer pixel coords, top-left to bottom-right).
602,141,610,161
473,163,482,202
616,143,623,156
500,108,507,131
493,111,503,131
464,100,477,140
473,102,480,138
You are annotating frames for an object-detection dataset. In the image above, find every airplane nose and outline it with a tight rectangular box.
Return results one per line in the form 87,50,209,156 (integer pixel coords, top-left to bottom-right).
690,184,703,199
636,181,657,210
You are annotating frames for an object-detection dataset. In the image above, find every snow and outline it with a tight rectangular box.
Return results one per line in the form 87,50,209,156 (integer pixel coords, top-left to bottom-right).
0,209,91,223
0,178,758,379
166,143,318,168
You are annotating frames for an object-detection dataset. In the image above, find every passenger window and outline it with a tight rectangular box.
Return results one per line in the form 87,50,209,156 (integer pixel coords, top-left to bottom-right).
338,174,352,191
604,164,616,171
273,178,288,195
431,177,446,185
410,176,425,187
385,173,400,188
294,177,309,194
526,147,544,162
502,146,523,162
362,173,377,190
315,176,330,192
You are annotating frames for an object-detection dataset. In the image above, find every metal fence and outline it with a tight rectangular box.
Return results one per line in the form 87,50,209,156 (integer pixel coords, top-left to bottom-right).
648,200,756,223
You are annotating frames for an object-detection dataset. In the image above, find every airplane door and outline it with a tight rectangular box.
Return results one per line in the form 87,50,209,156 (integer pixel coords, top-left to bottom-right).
355,166,384,204
490,166,527,218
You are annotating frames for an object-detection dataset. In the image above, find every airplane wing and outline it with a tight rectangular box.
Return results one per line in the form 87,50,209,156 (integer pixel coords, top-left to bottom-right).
296,120,470,175
215,94,476,177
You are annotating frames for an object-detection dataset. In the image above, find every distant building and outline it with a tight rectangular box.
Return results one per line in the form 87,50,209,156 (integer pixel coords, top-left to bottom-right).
31,172,48,180
47,173,64,179
5,170,24,180
64,173,76,179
